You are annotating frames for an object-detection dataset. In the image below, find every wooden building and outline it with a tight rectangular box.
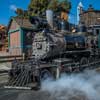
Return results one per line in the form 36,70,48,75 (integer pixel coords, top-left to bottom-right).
8,17,35,56
80,5,100,35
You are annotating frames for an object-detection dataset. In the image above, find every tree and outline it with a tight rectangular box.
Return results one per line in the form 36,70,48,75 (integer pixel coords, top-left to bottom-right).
28,0,49,16
15,8,24,16
15,0,71,20
48,0,71,13
48,0,58,12
48,0,71,21
59,0,71,13
15,8,29,18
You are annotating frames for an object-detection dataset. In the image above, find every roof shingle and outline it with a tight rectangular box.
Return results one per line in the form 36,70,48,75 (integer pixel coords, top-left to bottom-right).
14,17,34,29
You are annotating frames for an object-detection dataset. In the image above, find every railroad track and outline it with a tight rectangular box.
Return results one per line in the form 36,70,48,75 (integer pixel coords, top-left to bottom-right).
0,73,8,76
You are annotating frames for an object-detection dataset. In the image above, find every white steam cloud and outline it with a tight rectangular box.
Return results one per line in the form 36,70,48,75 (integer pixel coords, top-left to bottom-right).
42,70,100,100
10,5,17,11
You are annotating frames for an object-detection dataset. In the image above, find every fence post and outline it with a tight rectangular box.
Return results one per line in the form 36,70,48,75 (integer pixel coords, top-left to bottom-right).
22,53,25,61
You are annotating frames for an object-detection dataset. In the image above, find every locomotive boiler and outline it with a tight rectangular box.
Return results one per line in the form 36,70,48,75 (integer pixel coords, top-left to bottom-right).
32,30,66,59
32,29,86,60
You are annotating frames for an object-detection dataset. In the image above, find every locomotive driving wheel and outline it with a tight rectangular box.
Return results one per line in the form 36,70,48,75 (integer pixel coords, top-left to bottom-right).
88,56,96,69
88,56,94,63
79,57,88,71
40,69,53,81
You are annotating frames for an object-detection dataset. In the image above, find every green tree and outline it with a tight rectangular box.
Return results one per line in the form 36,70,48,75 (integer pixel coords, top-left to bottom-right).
15,0,71,18
59,0,71,13
15,8,24,16
15,8,29,18
48,0,58,12
48,0,71,13
28,0,49,16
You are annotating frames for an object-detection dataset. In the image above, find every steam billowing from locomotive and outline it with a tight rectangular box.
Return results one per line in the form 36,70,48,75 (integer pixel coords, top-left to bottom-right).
42,70,100,100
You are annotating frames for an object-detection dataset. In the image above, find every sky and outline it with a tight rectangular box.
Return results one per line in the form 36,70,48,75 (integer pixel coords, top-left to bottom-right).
0,0,100,25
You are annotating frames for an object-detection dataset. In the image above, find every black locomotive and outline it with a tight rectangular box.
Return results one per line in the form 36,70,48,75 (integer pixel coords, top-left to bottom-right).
7,15,100,89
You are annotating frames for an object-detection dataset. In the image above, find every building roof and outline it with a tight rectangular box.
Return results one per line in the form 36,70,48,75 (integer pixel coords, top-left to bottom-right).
83,10,100,14
14,17,33,29
8,17,34,30
80,5,100,14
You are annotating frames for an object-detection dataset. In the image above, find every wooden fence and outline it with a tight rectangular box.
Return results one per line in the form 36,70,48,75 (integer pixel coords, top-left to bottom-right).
0,55,23,63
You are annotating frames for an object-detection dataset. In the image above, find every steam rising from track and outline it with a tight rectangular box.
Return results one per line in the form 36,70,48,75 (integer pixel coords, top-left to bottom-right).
41,70,100,100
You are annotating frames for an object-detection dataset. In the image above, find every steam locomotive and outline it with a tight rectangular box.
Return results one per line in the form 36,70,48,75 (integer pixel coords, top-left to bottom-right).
7,13,100,89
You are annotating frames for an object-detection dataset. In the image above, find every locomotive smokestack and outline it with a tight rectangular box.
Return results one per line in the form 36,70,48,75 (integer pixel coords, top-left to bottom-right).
46,10,54,28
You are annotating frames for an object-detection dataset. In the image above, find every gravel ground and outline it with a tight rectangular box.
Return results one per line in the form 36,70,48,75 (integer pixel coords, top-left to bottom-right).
0,62,11,73
0,89,89,100
0,62,11,84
